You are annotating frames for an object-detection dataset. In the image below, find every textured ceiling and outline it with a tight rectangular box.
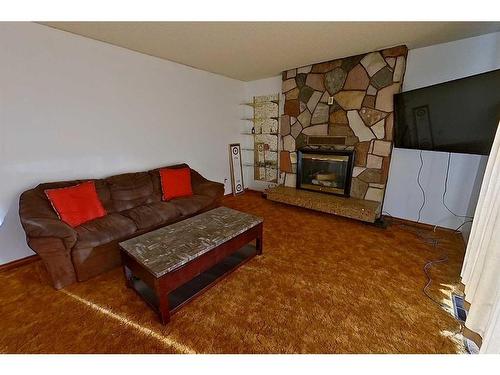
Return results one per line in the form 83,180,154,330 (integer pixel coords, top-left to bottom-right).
41,22,500,81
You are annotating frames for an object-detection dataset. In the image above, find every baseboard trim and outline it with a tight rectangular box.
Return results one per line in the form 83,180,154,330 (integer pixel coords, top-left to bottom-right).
0,254,40,273
382,215,459,234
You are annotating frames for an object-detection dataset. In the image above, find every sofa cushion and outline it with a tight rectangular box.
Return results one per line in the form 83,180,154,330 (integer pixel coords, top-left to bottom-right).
74,213,137,249
169,194,213,216
160,167,193,201
105,172,155,212
122,202,181,230
45,181,107,227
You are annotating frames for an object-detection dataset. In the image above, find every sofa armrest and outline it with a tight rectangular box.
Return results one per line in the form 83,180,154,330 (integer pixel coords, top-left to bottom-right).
193,181,225,201
21,217,78,249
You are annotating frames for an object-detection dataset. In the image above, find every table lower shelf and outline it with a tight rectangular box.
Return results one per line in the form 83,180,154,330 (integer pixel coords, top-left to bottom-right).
128,244,258,314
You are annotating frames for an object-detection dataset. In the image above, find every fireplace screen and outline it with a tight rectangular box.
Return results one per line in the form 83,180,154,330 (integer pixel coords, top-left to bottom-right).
297,150,354,196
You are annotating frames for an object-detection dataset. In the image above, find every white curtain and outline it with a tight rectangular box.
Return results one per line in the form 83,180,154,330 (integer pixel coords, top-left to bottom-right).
461,122,500,354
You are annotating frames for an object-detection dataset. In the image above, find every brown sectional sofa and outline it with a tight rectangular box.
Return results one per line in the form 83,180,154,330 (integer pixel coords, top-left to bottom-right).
19,164,224,290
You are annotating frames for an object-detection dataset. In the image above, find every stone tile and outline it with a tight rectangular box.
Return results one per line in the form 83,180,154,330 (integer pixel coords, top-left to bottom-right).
290,152,297,164
290,116,297,125
354,141,370,167
311,103,330,124
369,140,374,153
299,86,314,104
296,73,307,88
325,68,347,95
333,91,365,110
284,99,300,117
385,113,394,141
367,85,377,96
291,121,302,138
282,78,297,93
297,65,312,74
285,87,299,100
366,154,383,169
283,135,295,151
286,69,297,79
320,91,330,103
329,109,348,124
284,173,297,188
302,124,328,135
350,178,369,199
352,166,366,178
347,110,375,142
341,54,364,72
306,74,325,91
344,64,370,90
365,187,384,202
311,60,341,73
329,123,355,137
375,82,400,112
295,133,307,149
297,109,312,128
280,151,292,173
358,168,382,183
372,119,385,139
360,52,386,77
385,57,396,68
371,66,394,89
381,45,408,57
369,183,386,189
300,101,307,112
393,56,406,82
373,140,392,156
280,115,290,136
359,107,388,126
307,91,322,113
362,95,376,108
381,156,391,182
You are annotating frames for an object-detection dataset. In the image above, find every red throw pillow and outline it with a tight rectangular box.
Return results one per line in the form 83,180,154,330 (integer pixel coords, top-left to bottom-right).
159,167,193,201
45,181,107,227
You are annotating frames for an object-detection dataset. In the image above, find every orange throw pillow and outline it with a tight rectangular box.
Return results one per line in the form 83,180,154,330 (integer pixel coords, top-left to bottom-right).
159,167,193,201
45,181,106,227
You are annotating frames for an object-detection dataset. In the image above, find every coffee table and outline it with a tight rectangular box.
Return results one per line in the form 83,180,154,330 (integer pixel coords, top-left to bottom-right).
119,206,263,324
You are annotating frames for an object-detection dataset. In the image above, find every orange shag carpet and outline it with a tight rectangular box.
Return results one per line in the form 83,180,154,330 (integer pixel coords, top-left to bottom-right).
0,191,466,353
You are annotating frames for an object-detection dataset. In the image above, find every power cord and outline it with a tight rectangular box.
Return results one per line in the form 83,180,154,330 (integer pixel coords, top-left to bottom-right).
416,150,426,223
443,153,474,220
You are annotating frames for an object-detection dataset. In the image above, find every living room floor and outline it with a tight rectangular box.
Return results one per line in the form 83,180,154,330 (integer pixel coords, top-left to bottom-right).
0,191,466,353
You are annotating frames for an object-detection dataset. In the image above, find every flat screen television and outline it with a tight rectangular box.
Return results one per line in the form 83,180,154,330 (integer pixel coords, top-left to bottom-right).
394,69,500,155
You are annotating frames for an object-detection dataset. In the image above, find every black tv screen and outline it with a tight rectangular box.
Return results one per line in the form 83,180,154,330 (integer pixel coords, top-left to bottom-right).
394,69,500,155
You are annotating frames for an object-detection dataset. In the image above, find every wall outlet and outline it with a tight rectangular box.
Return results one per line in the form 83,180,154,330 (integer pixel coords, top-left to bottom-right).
328,96,334,105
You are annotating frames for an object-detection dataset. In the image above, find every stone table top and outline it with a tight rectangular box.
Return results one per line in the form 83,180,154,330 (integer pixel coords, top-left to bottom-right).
119,206,263,277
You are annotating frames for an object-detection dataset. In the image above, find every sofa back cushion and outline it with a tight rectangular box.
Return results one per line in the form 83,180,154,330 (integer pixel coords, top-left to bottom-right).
25,179,114,219
105,172,155,212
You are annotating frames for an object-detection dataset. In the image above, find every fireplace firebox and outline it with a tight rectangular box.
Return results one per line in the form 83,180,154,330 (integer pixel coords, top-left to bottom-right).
296,148,354,197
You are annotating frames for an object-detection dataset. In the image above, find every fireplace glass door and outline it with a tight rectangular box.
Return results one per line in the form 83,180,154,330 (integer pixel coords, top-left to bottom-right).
298,152,352,196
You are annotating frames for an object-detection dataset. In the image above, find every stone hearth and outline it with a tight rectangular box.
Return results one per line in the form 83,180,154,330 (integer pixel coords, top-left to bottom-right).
266,186,380,223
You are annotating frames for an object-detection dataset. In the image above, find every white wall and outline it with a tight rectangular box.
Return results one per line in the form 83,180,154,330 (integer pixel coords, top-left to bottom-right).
0,22,244,264
384,31,500,237
241,76,283,191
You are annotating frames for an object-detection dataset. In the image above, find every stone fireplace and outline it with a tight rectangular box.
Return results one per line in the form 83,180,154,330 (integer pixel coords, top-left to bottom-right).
278,45,408,206
296,148,354,196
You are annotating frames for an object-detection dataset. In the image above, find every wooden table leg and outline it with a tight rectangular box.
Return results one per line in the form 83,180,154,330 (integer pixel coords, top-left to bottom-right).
157,285,171,324
256,223,263,255
123,265,133,288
